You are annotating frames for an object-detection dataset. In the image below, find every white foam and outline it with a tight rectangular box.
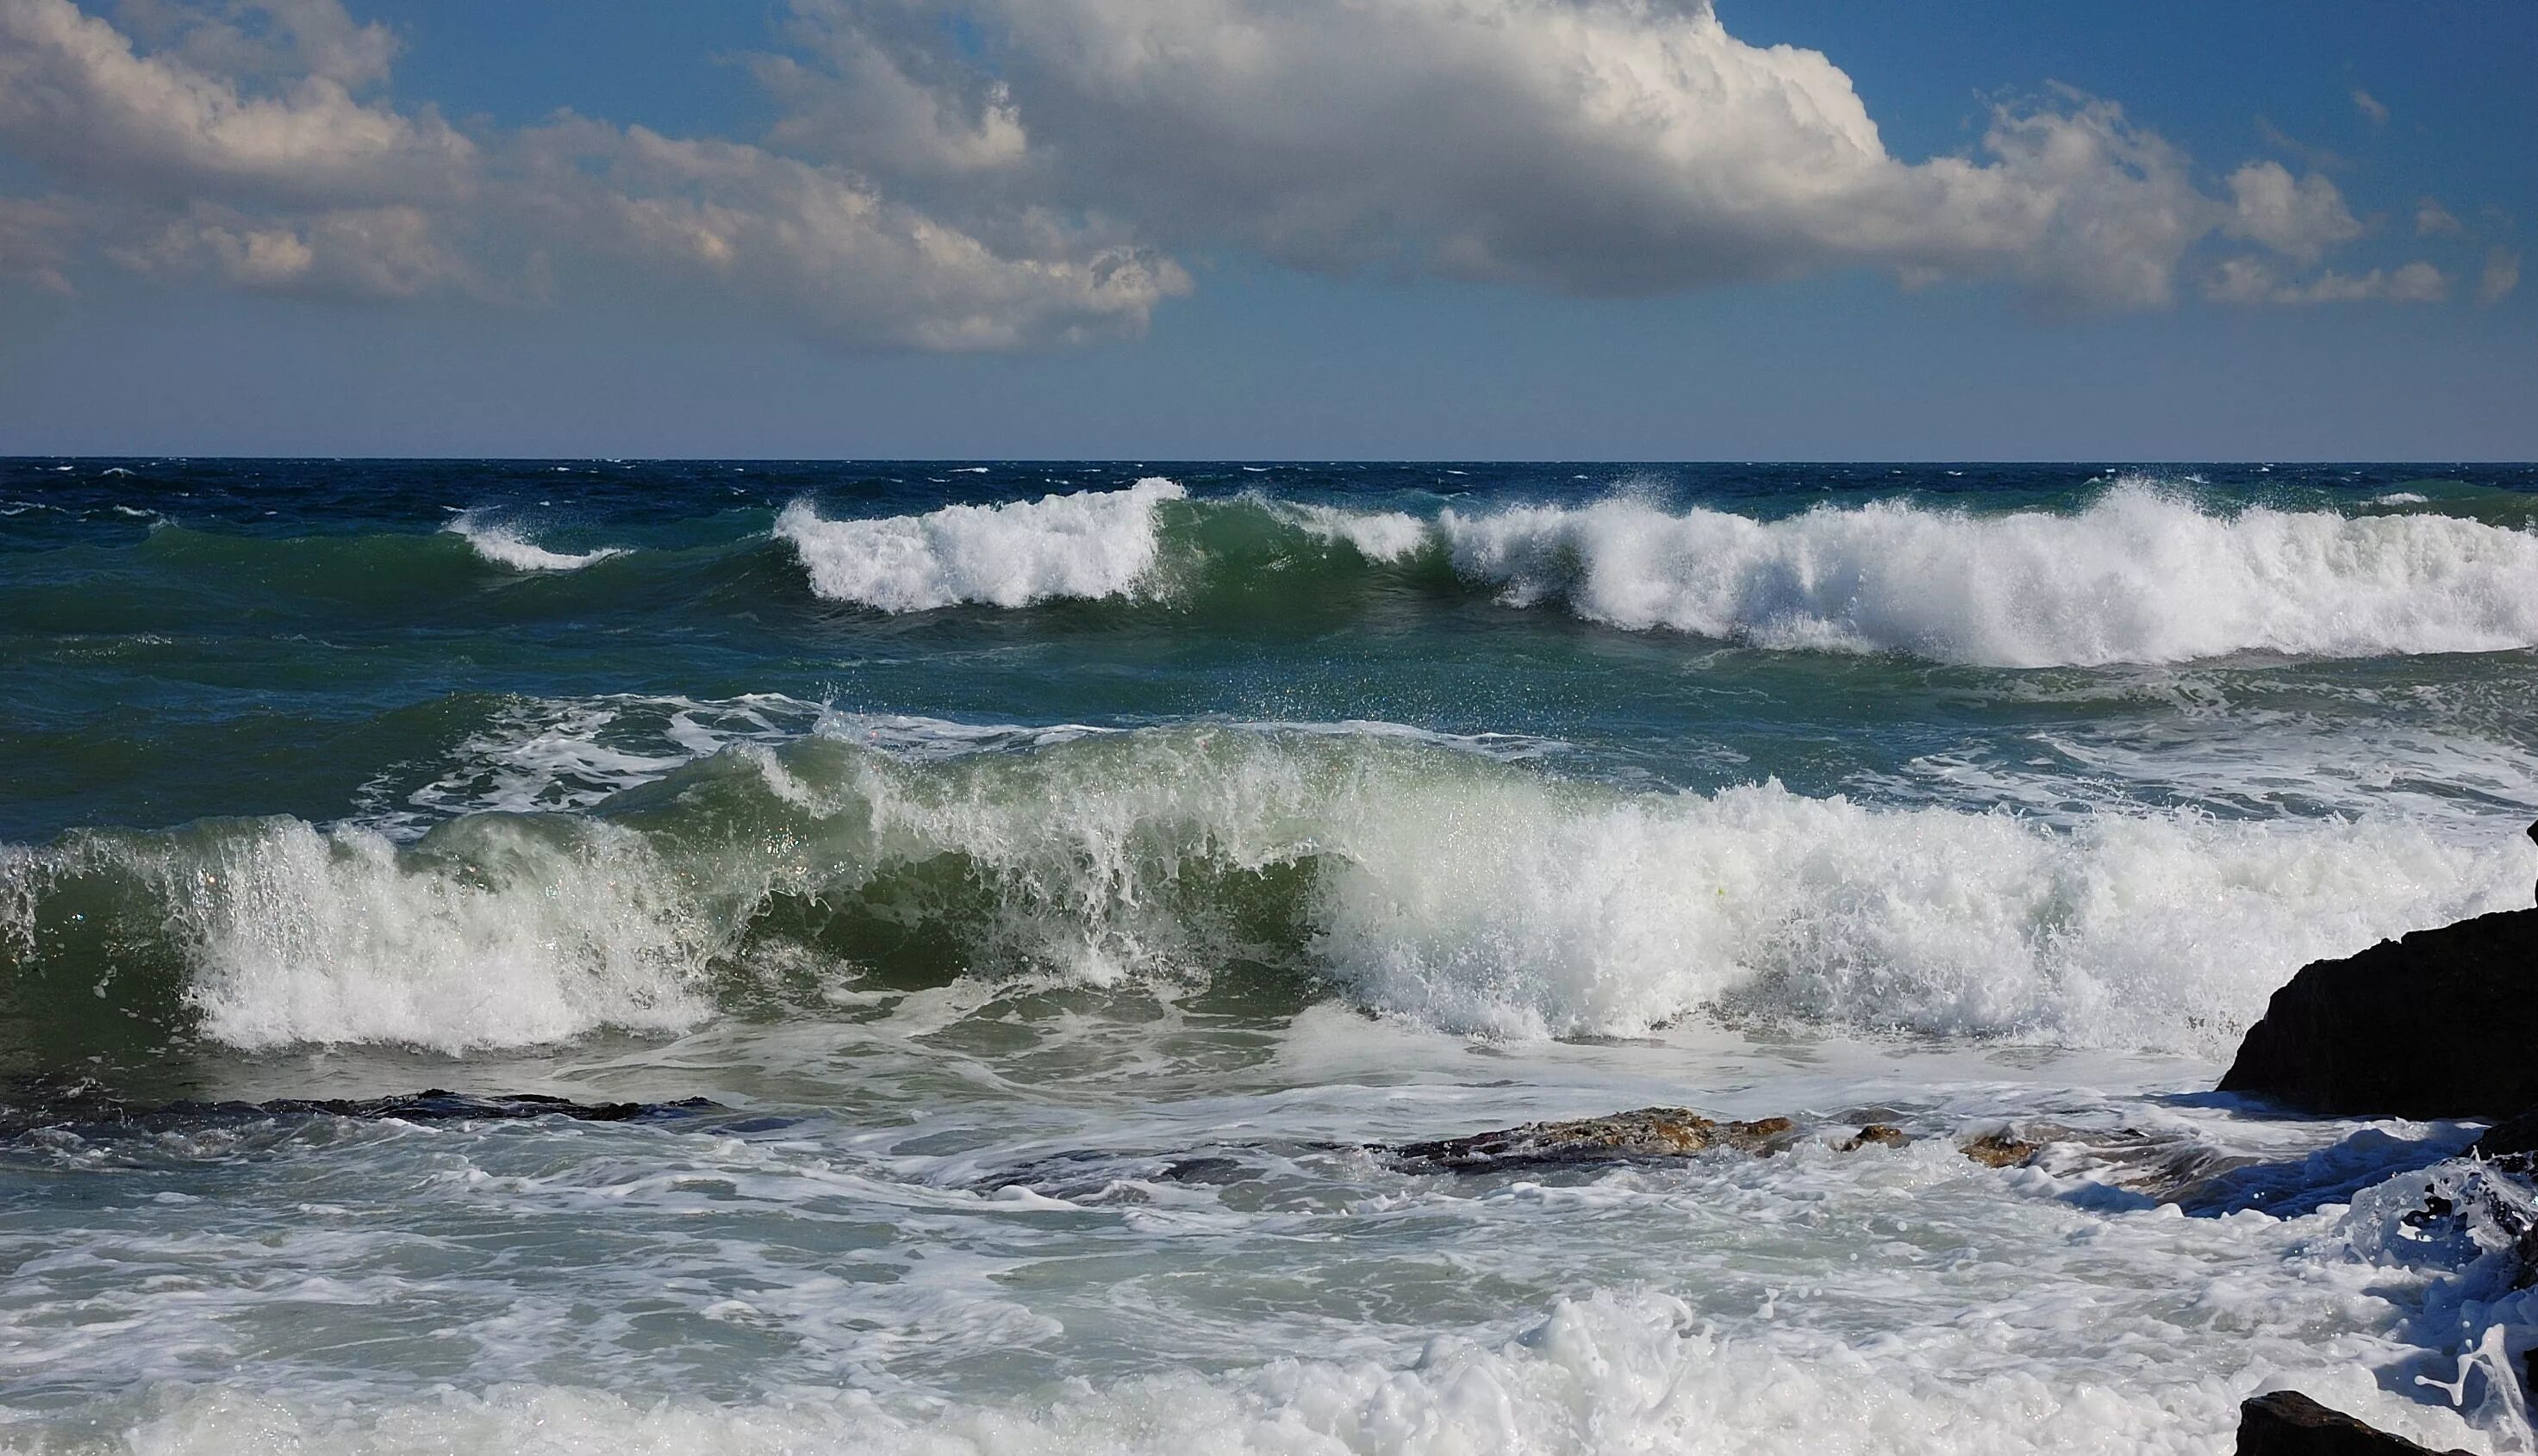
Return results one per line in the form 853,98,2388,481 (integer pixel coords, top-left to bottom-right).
446,510,628,571
1438,480,2538,666
65,1281,2509,1455
776,477,1186,610
741,731,2523,1051
3,818,714,1053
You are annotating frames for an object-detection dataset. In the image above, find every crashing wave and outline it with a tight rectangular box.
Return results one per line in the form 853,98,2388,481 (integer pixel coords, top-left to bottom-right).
1433,480,2538,666
776,477,1186,610
3,725,2519,1055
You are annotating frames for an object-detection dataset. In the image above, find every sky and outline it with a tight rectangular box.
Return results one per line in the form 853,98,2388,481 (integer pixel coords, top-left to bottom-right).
0,0,2529,460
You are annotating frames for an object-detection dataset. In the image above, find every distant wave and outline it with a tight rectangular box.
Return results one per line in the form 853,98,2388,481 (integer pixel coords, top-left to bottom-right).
4,724,2517,1055
762,479,2538,666
776,477,1185,610
447,510,628,571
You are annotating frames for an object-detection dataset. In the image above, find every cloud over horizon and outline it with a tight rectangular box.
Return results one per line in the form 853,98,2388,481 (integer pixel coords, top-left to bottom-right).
0,0,2497,350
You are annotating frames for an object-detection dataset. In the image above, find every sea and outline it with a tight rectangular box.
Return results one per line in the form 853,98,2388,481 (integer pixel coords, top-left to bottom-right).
3,459,2537,1453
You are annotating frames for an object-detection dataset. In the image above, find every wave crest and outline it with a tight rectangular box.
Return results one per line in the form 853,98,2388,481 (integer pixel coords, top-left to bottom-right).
447,510,628,571
4,726,2520,1056
776,478,1186,610
1436,481,2538,666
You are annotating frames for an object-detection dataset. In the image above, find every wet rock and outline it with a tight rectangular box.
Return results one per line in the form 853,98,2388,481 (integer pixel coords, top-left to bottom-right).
1389,1107,1797,1173
1960,1129,2042,1168
2218,908,2538,1118
2473,1105,2538,1164
2235,1390,2470,1454
1836,1123,1909,1151
0,1074,718,1141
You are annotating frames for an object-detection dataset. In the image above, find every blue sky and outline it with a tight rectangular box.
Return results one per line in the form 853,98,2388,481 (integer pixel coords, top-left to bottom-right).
0,0,2529,459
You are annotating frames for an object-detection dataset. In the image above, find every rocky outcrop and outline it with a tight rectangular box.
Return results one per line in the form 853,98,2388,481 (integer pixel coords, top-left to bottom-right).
1388,1107,1798,1172
2218,908,2538,1118
2235,1391,2470,1455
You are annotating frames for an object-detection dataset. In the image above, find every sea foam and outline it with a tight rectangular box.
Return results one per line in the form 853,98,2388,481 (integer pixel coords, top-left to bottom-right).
776,477,1186,610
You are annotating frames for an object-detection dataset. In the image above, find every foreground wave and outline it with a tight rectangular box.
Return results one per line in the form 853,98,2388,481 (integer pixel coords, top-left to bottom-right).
3,725,2517,1055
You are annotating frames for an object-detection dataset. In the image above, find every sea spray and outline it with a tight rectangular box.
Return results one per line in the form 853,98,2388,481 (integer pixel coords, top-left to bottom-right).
776,477,1188,610
5,726,2521,1054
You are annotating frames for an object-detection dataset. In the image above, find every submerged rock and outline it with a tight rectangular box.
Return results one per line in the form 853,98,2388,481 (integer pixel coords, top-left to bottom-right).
1836,1123,1910,1152
1960,1129,2043,1168
2217,908,2538,1118
2235,1391,2470,1454
1388,1107,1796,1172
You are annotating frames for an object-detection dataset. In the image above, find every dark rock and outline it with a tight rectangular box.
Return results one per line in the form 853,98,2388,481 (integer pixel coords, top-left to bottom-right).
1836,1123,1909,1151
1390,1107,1796,1173
2474,1104,2538,1162
2235,1390,2470,1454
2217,908,2538,1118
1961,1129,2042,1168
0,1074,717,1141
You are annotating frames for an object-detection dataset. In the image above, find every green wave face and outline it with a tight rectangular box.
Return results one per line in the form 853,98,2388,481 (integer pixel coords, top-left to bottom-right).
5,724,2521,1069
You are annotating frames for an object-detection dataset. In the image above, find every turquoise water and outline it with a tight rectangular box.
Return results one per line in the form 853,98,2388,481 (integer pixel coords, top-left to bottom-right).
3,460,2536,1453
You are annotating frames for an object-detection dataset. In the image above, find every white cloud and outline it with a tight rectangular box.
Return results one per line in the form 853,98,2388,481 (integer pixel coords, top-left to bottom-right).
795,0,2225,309
2416,197,2462,236
2350,88,2388,125
0,0,2473,340
0,0,470,204
0,0,1181,345
511,119,1186,350
2221,161,2360,264
2207,256,2447,306
2481,248,2521,306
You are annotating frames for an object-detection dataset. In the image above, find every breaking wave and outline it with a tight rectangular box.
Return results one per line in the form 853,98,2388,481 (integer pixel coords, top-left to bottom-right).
758,478,2538,667
446,510,628,571
776,477,1187,610
3,725,2521,1055
1432,481,2538,666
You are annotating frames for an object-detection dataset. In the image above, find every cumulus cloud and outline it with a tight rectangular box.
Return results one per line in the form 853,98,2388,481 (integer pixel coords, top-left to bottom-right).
2416,197,2462,236
795,0,2228,309
0,0,1180,345
0,0,2479,344
2220,161,2360,264
2350,88,2388,125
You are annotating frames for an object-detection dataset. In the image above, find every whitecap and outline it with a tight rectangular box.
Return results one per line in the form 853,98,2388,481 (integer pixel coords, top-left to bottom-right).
776,477,1185,611
447,509,629,571
1439,479,2538,666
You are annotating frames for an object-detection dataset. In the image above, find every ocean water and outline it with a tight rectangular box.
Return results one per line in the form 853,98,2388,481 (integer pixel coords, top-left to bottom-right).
3,459,2537,1453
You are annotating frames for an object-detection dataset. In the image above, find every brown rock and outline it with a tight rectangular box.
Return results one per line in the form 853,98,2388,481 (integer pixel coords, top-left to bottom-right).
1960,1130,2042,1168
1836,1123,1909,1152
2235,1390,2470,1455
1390,1107,1794,1172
